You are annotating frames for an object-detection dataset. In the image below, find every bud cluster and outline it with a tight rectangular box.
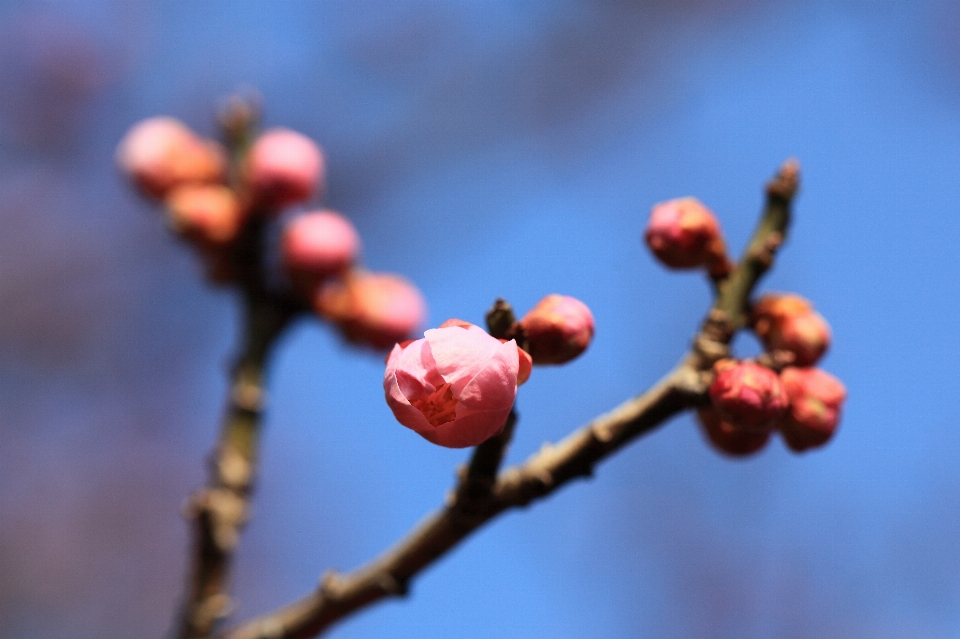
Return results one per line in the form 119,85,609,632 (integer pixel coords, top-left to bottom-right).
117,116,425,350
698,291,846,456
640,192,846,457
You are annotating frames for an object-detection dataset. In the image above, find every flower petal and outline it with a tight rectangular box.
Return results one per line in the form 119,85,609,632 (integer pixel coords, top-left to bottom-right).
425,325,503,395
394,338,446,401
456,339,519,413
424,407,512,448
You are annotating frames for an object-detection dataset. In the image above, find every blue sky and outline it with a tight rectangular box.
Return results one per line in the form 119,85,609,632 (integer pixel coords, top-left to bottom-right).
2,1,960,637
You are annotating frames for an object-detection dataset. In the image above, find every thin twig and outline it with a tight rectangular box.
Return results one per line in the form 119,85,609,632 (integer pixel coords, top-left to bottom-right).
216,160,800,639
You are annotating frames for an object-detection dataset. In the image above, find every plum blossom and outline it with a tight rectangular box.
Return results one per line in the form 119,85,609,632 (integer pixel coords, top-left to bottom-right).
116,116,225,199
281,209,360,278
519,294,594,365
245,127,324,209
644,197,730,276
384,322,521,448
315,271,426,349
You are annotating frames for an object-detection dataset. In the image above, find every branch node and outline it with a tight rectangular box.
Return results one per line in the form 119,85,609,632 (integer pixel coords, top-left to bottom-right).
592,423,615,444
218,447,254,490
253,617,285,639
532,468,554,491
766,158,800,199
319,570,341,597
232,379,266,413
376,572,409,597
749,231,783,267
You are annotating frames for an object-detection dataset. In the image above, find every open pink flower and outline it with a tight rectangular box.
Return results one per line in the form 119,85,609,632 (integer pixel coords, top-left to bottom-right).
384,323,520,448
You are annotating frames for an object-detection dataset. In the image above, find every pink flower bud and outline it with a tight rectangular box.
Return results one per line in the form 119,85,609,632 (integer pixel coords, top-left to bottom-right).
518,294,594,365
165,184,244,247
644,197,731,276
697,408,772,457
281,210,360,280
777,367,847,452
708,359,788,431
315,271,426,349
384,323,520,447
116,117,225,199
245,128,324,210
751,293,831,366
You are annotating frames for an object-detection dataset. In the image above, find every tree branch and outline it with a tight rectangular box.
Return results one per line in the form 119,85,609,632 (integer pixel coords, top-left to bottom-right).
172,95,307,637
215,160,800,639
173,299,294,639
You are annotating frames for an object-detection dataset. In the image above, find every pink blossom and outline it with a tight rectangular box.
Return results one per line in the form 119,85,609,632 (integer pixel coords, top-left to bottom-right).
778,367,847,452
315,271,426,349
519,294,594,365
708,359,788,431
281,210,360,279
166,184,243,247
384,323,520,448
245,128,324,210
116,116,225,199
644,197,731,276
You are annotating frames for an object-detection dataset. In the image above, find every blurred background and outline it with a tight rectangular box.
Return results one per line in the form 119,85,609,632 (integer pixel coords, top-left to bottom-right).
2,0,960,637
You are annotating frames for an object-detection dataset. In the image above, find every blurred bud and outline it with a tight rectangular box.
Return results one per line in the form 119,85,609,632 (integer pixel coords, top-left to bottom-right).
751,293,831,366
281,210,360,282
518,294,594,365
245,127,324,210
384,324,519,448
708,359,787,431
697,408,772,457
315,271,426,349
777,367,847,452
644,197,731,276
166,184,243,247
116,116,225,199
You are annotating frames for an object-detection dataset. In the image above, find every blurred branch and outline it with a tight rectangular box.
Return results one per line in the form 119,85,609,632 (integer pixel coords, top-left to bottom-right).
172,95,305,639
215,160,800,639
173,299,294,639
